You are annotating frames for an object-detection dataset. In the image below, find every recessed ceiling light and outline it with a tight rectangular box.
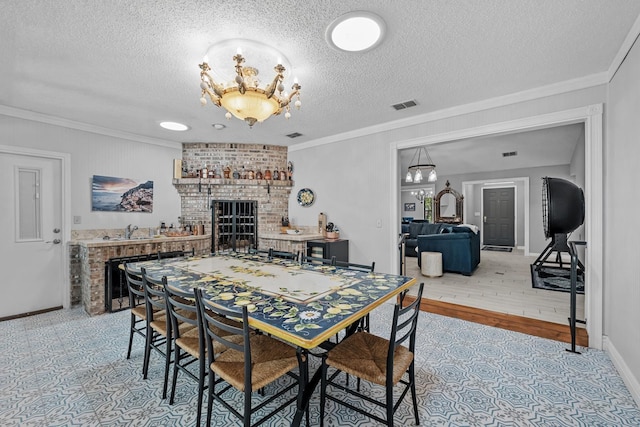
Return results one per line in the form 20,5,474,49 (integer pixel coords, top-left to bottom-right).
326,11,386,53
212,123,226,130
159,121,190,131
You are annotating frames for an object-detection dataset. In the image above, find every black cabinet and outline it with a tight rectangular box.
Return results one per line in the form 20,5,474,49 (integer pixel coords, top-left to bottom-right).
211,200,258,252
307,239,349,263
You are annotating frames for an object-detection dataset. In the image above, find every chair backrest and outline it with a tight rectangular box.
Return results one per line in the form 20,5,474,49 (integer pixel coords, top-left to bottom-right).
141,268,168,323
124,263,145,308
334,260,375,273
164,283,199,340
271,250,299,262
387,282,424,378
300,255,336,266
246,246,272,257
158,248,195,260
195,288,251,378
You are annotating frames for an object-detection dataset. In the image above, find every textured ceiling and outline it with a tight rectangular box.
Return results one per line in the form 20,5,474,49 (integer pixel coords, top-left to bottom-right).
1,0,639,154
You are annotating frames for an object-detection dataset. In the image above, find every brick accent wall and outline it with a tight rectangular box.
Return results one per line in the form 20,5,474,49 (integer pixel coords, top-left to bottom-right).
177,143,293,249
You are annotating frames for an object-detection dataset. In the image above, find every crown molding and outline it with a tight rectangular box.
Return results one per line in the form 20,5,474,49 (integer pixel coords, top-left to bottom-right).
0,105,181,149
608,13,640,81
289,72,608,152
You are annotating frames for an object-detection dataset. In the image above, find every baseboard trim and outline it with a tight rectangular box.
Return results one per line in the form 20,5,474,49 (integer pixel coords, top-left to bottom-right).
603,336,640,407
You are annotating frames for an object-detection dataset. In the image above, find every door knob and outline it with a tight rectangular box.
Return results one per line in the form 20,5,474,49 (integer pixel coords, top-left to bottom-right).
46,239,62,244
483,216,487,223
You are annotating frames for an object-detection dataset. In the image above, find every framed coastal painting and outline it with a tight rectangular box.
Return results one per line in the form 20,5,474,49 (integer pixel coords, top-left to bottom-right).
91,175,154,212
404,202,416,212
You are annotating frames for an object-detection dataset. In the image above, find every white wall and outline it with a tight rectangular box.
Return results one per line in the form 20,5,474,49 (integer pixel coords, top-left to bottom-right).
289,85,606,273
439,164,571,253
605,36,640,397
0,115,182,233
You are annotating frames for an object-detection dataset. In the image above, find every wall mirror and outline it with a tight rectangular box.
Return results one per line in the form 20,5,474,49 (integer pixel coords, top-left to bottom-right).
434,180,463,223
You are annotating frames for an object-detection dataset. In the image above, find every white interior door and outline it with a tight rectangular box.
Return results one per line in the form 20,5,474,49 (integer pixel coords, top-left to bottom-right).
0,152,64,318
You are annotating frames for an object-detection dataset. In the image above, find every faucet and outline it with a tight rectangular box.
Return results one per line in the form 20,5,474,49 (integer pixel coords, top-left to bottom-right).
124,224,138,239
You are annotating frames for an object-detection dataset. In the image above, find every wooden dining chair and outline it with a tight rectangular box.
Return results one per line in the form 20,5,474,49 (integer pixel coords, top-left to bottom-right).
157,248,195,260
142,270,195,399
195,288,305,427
270,249,299,262
246,245,272,257
334,260,376,333
124,263,154,362
320,282,424,427
300,254,336,266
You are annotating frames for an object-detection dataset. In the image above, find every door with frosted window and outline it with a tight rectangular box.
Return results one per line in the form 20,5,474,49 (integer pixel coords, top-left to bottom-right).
0,152,64,318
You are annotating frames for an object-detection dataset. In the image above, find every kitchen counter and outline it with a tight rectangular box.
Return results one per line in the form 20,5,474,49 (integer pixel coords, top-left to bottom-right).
69,234,211,315
71,233,210,247
260,232,324,242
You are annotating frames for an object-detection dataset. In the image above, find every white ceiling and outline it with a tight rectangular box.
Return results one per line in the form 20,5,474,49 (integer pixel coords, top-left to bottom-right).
1,0,639,155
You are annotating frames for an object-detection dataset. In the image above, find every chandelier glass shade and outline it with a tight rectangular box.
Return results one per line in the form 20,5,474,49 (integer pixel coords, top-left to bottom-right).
405,146,437,183
198,40,301,127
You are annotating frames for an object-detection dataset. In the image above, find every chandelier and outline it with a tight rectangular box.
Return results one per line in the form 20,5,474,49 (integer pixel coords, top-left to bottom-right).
411,188,433,202
405,146,437,183
198,42,301,127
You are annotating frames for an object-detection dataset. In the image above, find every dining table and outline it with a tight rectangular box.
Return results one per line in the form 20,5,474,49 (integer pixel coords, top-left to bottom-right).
125,251,417,426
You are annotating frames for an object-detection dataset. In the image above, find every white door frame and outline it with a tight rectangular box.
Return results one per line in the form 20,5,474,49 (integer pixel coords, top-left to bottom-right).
389,104,603,349
0,144,72,309
462,178,527,251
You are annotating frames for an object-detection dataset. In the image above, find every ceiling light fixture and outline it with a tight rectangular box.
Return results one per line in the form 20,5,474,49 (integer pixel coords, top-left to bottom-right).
198,40,301,127
405,146,437,183
411,189,433,202
212,123,226,130
159,121,190,131
326,11,386,52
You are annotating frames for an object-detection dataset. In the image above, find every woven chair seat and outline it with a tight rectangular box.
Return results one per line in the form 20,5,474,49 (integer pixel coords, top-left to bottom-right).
327,331,413,386
175,320,244,358
211,334,299,392
150,317,195,337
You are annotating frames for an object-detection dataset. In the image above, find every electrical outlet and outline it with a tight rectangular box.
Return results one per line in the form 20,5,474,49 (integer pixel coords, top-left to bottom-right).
376,219,382,228
73,215,81,224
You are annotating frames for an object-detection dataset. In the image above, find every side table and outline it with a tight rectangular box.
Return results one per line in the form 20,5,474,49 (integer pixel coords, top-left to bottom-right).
421,251,443,277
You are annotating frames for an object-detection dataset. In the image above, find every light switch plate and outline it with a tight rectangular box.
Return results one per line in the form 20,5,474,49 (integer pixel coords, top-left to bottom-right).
73,215,81,224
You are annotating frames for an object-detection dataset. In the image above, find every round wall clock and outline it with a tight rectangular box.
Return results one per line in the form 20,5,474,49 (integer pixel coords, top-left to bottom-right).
297,188,315,207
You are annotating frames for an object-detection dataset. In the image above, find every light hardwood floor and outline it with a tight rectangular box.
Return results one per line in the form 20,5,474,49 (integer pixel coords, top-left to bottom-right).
404,247,585,326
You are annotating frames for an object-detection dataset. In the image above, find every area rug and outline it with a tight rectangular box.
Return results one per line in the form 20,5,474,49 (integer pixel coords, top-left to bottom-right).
482,245,513,252
530,264,584,294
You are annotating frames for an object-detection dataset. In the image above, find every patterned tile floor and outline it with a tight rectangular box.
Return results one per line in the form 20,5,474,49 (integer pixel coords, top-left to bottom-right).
1,304,639,426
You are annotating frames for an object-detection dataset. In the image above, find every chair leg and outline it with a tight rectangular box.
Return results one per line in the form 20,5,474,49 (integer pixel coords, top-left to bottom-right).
142,325,152,379
127,314,136,359
319,359,328,427
409,364,420,425
197,356,205,427
169,346,181,404
206,368,214,427
386,381,395,427
244,388,252,427
162,332,172,399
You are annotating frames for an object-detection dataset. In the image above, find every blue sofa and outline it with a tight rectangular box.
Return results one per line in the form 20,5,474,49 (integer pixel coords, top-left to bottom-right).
404,221,446,257
416,226,481,276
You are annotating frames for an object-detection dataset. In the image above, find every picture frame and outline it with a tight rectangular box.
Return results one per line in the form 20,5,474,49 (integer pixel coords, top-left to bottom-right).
404,202,416,211
92,175,154,212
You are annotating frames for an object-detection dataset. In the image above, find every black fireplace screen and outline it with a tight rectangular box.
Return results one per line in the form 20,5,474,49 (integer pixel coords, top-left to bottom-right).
211,200,258,252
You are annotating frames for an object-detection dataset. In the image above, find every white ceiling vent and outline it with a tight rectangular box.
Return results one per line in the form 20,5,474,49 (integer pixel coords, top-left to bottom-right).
392,100,418,111
502,151,518,157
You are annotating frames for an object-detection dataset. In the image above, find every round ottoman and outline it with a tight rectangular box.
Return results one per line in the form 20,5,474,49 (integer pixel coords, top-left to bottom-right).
421,251,443,277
